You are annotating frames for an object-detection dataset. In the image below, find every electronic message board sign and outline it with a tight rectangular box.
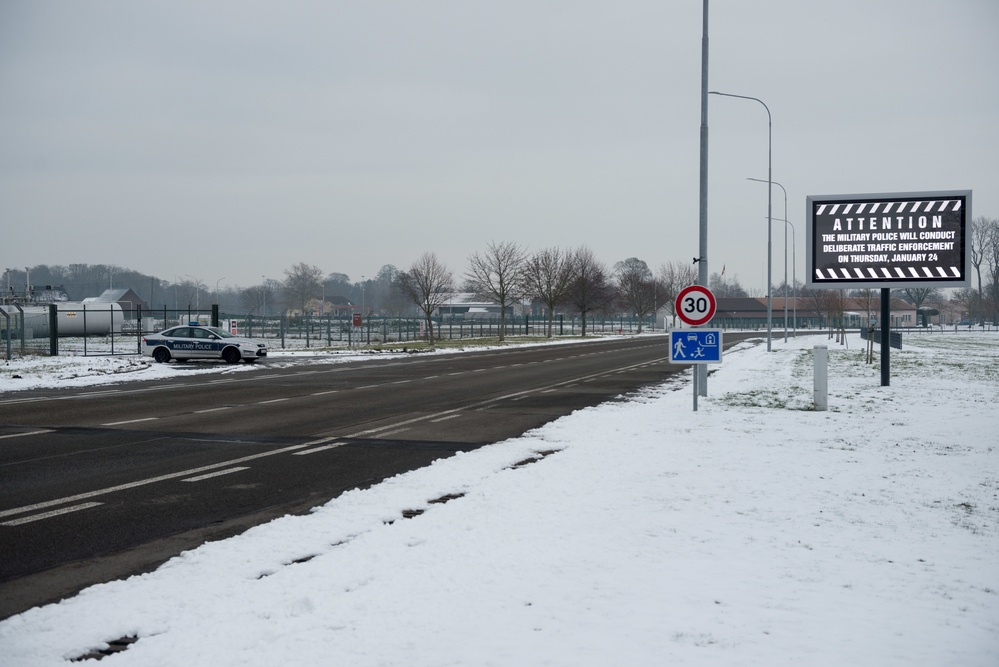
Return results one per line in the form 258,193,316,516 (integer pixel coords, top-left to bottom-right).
806,190,971,289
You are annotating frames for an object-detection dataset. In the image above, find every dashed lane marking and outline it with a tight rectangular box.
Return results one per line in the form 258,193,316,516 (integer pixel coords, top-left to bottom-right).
101,417,159,426
182,466,250,482
1,502,104,527
0,442,314,521
293,441,345,455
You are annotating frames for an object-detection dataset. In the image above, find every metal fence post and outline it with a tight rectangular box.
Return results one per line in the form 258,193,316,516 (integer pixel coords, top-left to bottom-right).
1,306,11,360
48,304,59,356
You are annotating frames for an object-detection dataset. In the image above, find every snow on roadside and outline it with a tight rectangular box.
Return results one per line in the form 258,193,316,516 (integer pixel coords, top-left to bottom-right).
0,332,997,666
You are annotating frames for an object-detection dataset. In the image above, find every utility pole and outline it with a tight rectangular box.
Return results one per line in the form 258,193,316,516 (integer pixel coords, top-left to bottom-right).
696,0,710,396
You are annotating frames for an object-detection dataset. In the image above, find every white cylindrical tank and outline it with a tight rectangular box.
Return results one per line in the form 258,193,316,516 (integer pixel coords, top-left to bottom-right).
14,303,125,338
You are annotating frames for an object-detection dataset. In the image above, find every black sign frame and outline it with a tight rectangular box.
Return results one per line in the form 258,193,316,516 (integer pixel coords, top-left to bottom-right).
805,190,971,289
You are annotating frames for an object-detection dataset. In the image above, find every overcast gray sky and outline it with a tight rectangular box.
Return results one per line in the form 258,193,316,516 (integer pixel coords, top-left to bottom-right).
2,0,997,293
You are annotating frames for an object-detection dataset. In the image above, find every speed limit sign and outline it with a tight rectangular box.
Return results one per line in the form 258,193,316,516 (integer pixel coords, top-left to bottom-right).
675,285,716,326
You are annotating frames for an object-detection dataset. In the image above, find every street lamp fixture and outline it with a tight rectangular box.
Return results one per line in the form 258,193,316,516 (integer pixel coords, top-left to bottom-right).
710,90,773,351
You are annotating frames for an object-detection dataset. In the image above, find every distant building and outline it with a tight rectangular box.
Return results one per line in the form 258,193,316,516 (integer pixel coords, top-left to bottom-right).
436,293,512,318
706,296,916,330
84,288,150,314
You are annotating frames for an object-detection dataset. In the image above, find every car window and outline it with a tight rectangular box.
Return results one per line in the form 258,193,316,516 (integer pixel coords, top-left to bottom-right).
206,327,234,338
191,328,211,339
168,328,191,338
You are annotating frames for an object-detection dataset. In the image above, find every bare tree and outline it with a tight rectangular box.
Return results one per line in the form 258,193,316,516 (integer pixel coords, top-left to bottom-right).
950,288,979,325
399,252,454,345
901,288,939,325
368,264,405,315
613,258,656,332
241,281,272,316
524,247,575,337
658,260,698,327
283,263,324,315
324,272,353,299
971,216,990,297
565,247,614,336
853,288,879,328
466,241,528,341
984,218,999,324
709,271,748,298
799,286,833,329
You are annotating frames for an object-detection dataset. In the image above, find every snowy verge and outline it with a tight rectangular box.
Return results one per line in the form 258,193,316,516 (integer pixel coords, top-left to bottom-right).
0,332,996,666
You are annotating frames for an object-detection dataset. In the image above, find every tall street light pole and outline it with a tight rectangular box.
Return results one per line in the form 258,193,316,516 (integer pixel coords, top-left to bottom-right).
215,277,226,304
696,0,710,398
710,90,772,351
773,218,796,337
748,177,788,341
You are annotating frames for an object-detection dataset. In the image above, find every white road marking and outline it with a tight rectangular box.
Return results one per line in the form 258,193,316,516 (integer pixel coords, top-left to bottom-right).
1,502,104,527
374,427,410,438
0,429,54,441
293,442,345,455
258,398,290,404
101,417,159,426
0,442,314,520
430,414,462,423
182,466,250,482
194,407,231,414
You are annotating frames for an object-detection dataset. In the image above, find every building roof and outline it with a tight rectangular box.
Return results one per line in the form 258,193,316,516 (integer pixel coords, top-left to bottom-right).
84,288,150,310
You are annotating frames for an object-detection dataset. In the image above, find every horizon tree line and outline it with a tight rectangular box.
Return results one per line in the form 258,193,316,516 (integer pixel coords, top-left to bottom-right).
6,216,999,329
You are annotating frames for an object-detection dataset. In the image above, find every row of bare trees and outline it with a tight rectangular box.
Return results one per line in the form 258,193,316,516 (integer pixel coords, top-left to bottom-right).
395,242,704,344
966,216,999,324
13,217,998,332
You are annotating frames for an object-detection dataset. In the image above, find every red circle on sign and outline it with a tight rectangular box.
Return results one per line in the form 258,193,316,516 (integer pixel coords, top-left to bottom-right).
675,285,716,326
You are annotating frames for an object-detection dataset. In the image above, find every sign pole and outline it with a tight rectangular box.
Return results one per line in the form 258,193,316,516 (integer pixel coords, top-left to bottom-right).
880,287,890,386
692,365,699,411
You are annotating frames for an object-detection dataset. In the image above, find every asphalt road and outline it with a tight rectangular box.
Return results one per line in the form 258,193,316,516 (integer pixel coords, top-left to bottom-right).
0,333,757,618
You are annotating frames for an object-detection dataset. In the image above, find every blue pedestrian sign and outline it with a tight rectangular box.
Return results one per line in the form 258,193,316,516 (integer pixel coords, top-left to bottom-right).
670,329,723,364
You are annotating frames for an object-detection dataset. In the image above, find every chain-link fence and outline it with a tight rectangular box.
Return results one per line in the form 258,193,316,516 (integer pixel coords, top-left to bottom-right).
2,304,660,359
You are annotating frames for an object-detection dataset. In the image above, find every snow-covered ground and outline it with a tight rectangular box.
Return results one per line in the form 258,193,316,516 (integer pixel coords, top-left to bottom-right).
1,332,997,666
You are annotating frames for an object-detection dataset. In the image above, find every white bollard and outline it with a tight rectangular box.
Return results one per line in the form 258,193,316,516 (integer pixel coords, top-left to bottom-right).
814,345,828,411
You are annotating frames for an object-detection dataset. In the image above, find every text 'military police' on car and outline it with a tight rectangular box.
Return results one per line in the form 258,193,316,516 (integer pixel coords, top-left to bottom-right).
141,324,268,364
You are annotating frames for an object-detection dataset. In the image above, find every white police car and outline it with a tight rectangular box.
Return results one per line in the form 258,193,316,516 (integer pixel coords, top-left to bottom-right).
141,324,268,364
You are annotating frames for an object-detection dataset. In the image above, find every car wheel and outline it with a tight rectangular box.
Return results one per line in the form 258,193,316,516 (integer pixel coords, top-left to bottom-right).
153,348,171,363
222,347,241,364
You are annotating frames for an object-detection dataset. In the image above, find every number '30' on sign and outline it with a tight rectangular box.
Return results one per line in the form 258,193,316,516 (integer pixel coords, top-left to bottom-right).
675,285,717,326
